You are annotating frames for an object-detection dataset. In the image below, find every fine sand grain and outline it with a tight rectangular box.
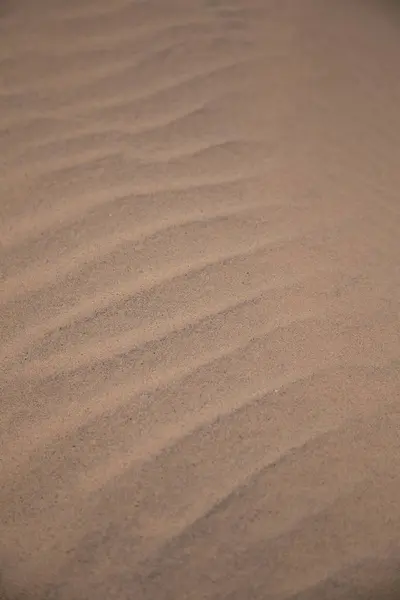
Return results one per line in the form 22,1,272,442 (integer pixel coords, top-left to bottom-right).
1,0,400,598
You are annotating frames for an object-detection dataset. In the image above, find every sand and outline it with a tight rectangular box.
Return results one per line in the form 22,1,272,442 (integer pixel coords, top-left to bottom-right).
1,0,400,598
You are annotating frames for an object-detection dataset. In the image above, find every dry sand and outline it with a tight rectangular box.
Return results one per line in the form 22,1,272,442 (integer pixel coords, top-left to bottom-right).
1,0,400,598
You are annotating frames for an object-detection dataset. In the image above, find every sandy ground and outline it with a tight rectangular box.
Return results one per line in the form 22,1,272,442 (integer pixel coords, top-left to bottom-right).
1,0,400,598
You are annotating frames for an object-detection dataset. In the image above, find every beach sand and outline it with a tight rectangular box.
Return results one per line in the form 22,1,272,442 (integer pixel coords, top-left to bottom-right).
1,0,400,598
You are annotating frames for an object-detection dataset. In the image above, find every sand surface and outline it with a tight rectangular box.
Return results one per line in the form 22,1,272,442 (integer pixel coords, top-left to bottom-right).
1,0,400,598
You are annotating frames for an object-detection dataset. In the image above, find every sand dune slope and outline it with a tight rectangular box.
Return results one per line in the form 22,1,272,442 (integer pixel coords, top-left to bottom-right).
1,0,400,598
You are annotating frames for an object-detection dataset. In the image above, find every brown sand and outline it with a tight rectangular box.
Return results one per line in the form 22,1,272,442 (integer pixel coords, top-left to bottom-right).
1,0,400,598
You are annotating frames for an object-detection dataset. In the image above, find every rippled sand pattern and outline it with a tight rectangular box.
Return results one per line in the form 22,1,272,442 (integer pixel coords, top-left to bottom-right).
1,1,400,598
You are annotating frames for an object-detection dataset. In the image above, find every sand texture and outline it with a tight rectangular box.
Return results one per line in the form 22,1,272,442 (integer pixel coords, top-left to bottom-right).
1,0,400,598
